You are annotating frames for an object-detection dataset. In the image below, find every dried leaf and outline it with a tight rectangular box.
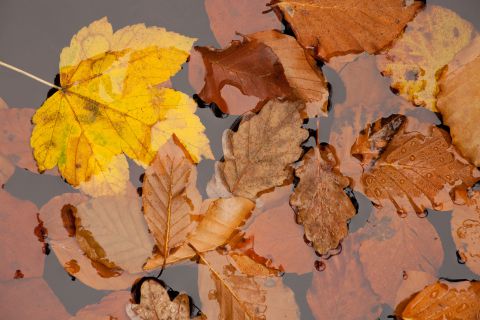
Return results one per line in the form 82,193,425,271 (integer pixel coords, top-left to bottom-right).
142,136,202,264
358,209,443,305
0,190,44,280
246,186,316,275
451,190,480,276
307,235,382,320
197,31,328,116
270,0,423,61
400,280,480,319
394,271,437,316
378,5,475,111
204,0,282,47
214,99,308,200
198,251,299,319
126,279,192,320
71,291,131,320
40,193,139,290
0,278,70,320
352,114,478,214
437,36,480,166
291,144,356,254
31,17,211,196
75,193,155,273
144,197,255,270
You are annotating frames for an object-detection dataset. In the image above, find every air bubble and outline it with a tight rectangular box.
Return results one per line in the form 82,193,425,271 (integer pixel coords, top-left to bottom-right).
314,260,326,272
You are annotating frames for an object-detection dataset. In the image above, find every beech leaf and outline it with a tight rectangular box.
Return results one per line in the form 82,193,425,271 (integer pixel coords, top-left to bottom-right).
290,144,356,255
270,0,423,61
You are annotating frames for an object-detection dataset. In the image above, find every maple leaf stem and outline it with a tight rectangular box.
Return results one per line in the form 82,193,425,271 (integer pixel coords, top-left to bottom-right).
0,60,62,90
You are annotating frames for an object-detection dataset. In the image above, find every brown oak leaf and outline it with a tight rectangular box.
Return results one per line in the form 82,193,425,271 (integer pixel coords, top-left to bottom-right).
290,144,356,255
352,114,479,215
270,0,423,61
196,31,328,116
211,99,308,200
400,280,480,319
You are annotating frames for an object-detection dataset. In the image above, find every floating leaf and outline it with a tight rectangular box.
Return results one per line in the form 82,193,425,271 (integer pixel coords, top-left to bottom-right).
246,186,316,275
0,155,15,186
400,280,480,319
394,271,437,316
378,5,475,111
352,114,478,214
451,189,480,276
270,0,423,61
0,278,70,320
30,17,212,196
75,193,155,273
204,0,282,47
196,31,328,116
144,197,255,270
198,251,299,319
212,99,308,200
358,208,443,305
126,279,192,320
307,235,382,320
71,291,131,320
142,136,202,265
0,190,44,280
40,193,139,290
290,144,356,255
437,36,480,166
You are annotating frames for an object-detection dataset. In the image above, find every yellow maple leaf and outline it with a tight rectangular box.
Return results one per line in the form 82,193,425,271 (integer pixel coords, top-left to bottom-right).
30,17,213,196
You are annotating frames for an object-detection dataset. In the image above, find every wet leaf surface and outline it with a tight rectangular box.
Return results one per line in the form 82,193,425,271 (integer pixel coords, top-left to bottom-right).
291,144,356,255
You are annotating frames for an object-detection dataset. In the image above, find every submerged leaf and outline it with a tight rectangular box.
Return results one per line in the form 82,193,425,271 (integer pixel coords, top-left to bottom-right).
270,0,423,61
400,280,480,319
75,193,155,273
213,99,308,200
451,189,480,276
198,251,299,319
378,5,475,111
352,115,478,214
197,31,328,116
31,17,211,196
71,291,131,320
290,144,356,255
437,36,480,166
142,136,202,264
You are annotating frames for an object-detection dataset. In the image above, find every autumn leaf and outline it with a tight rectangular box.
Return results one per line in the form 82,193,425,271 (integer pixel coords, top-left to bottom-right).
451,189,480,276
126,279,195,320
437,36,480,166
378,5,475,111
196,31,328,116
144,197,255,270
290,144,356,255
352,114,478,215
210,99,308,200
246,186,316,275
0,155,15,186
358,208,443,305
204,0,282,47
142,136,202,266
307,235,382,320
75,192,155,273
40,193,140,290
71,291,131,320
0,190,44,280
400,280,480,319
270,0,423,61
30,17,212,196
198,250,299,319
394,271,437,316
0,278,70,320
